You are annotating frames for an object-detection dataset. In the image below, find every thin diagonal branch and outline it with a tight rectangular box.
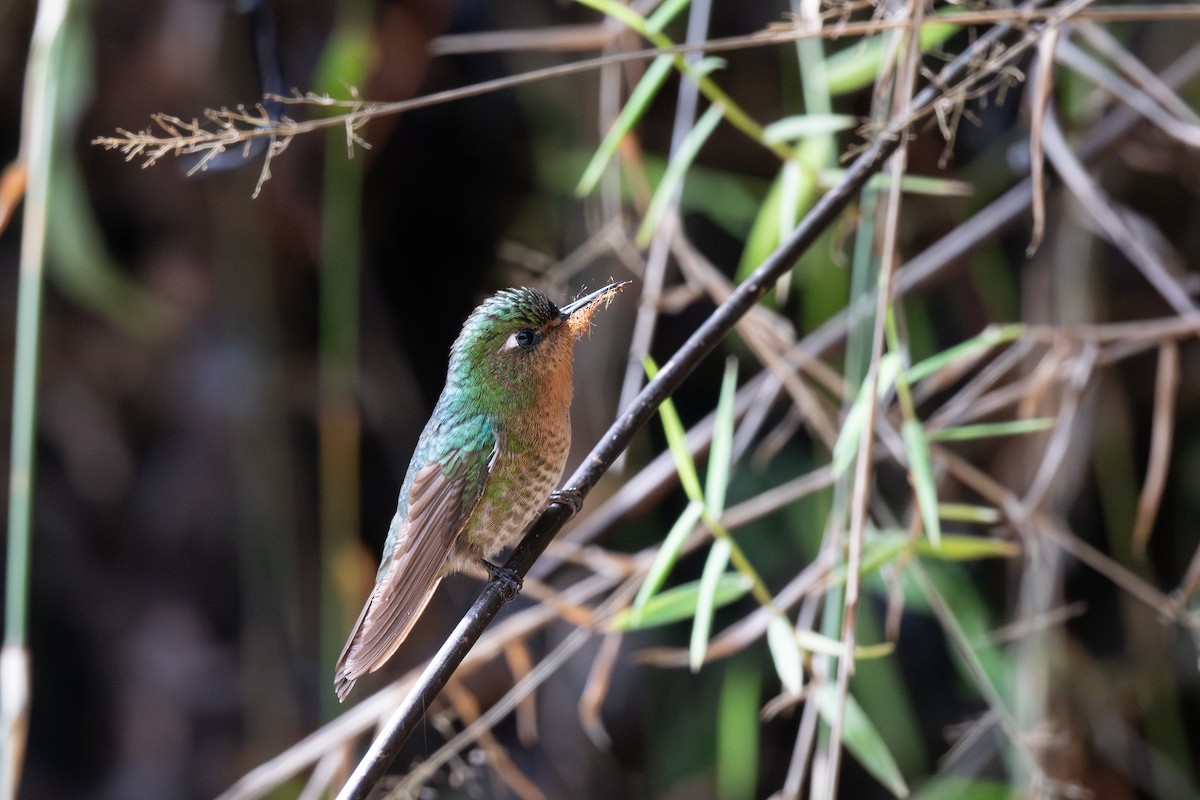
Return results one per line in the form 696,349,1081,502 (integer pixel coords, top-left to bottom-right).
1131,340,1179,554
1042,103,1200,328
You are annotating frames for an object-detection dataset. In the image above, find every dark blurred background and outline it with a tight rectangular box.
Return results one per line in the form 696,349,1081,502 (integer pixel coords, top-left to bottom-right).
3,1,611,796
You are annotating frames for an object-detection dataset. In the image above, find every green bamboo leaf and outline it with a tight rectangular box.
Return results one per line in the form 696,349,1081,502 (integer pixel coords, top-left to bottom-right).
877,353,904,395
314,30,373,95
762,113,857,143
776,158,808,255
906,323,1024,383
825,534,908,588
832,380,873,478
860,534,911,575
927,418,1054,442
907,562,1012,764
767,615,804,695
901,419,941,547
45,14,170,341
871,530,1018,560
914,535,1019,560
644,357,704,502
629,500,705,624
832,352,902,477
637,102,725,245
735,136,824,283
937,503,1001,524
736,168,786,284
613,568,750,630
576,55,674,196
690,538,733,671
705,357,738,518
717,661,760,800
48,143,171,341
817,169,973,197
645,0,691,34
815,685,910,798
793,628,894,660
574,0,646,33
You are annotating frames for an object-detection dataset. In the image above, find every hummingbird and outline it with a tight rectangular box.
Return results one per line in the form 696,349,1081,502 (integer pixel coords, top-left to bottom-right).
335,281,627,701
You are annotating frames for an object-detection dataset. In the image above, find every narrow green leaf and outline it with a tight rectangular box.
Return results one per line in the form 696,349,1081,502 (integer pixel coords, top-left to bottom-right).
687,56,727,80
817,169,973,197
540,146,766,238
816,685,910,798
738,186,780,280
717,661,760,800
314,31,373,96
876,353,904,399
630,500,705,624
832,381,872,477
859,534,911,576
576,55,674,196
937,503,1001,524
613,569,750,630
690,539,733,671
927,418,1054,442
907,562,1012,770
793,628,894,660
762,113,857,143
689,358,741,670
776,158,807,252
645,0,691,34
644,357,704,502
870,530,1018,560
832,353,902,477
767,614,804,695
736,166,788,284
705,357,738,518
574,0,646,33
906,323,1024,383
901,419,941,547
913,535,1019,560
824,534,908,589
637,102,725,245
47,148,171,340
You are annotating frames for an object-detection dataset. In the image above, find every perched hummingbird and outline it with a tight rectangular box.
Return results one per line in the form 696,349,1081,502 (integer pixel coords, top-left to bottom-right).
335,281,627,701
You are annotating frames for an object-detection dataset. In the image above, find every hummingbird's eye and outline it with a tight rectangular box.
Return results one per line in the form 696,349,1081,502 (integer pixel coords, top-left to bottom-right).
503,329,540,352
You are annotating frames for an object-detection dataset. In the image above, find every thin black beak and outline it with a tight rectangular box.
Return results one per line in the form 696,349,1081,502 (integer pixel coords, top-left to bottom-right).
560,281,629,318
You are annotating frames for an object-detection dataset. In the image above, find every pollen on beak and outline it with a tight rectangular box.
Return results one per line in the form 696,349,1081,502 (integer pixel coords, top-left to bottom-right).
560,281,629,336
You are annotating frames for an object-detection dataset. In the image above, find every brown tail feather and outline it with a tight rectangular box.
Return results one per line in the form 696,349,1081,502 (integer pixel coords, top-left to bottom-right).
333,576,443,702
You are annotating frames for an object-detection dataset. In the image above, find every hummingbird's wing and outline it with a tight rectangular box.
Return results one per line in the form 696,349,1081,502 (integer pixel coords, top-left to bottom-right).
334,431,497,701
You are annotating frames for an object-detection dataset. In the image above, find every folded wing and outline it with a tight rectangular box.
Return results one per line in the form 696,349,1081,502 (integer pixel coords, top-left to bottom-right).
334,434,495,701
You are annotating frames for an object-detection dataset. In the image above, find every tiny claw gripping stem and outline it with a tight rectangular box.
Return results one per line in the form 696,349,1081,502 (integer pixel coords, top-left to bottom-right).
482,559,523,602
548,487,584,518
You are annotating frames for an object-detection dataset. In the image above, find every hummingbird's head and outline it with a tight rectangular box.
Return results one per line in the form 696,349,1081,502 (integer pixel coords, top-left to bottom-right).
447,283,627,413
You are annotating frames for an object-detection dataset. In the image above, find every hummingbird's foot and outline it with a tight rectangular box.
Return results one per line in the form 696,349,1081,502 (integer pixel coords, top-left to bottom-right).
482,559,523,602
548,487,584,519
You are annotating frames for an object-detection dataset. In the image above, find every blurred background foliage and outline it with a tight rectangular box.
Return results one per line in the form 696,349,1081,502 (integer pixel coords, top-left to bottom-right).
2,0,1200,799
